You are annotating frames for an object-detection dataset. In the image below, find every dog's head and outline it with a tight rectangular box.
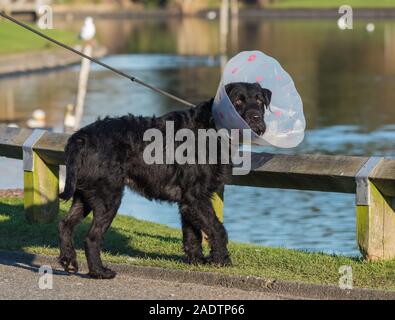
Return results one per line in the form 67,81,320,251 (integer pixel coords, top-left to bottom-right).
225,82,272,136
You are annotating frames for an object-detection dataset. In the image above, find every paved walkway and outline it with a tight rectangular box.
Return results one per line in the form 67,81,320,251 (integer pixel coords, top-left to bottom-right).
0,262,288,300
1,250,394,300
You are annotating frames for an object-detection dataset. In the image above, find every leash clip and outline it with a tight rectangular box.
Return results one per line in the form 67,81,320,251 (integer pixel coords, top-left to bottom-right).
22,129,47,172
355,156,383,206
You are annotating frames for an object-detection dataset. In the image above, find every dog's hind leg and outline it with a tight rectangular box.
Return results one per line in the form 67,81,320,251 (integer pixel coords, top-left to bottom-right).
58,191,91,273
204,203,231,266
84,189,122,279
180,214,205,264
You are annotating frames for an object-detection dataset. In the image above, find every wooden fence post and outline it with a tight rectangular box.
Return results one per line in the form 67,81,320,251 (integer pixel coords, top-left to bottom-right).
212,188,224,223
356,180,395,260
203,188,225,244
355,157,395,260
23,131,59,224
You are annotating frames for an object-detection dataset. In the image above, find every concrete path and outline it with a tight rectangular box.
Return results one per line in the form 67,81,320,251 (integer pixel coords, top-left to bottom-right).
0,262,288,300
1,250,394,300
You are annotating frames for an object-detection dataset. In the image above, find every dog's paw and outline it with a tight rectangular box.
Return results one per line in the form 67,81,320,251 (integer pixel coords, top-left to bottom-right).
88,267,117,280
58,255,79,273
206,254,232,267
183,255,206,265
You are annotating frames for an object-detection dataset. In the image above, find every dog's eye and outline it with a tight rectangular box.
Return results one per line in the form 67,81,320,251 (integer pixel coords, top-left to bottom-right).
256,95,268,110
234,99,243,107
257,99,266,110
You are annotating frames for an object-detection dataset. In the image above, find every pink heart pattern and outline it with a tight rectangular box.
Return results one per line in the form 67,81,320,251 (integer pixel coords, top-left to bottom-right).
247,54,257,62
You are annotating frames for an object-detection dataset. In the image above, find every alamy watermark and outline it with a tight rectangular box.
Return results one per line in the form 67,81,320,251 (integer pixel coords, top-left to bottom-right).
143,122,252,175
338,265,353,290
36,4,53,30
38,265,53,290
338,5,353,30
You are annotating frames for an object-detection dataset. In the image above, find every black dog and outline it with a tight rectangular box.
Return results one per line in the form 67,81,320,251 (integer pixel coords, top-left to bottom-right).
58,82,271,279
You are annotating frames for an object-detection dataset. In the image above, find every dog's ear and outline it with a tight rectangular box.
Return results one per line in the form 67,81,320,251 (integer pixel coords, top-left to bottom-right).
225,83,236,95
261,88,272,109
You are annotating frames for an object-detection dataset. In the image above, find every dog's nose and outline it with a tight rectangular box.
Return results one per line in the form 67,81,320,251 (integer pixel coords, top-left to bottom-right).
247,110,262,122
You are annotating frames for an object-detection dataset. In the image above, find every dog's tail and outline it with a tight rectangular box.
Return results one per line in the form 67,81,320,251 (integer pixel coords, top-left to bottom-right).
59,134,86,201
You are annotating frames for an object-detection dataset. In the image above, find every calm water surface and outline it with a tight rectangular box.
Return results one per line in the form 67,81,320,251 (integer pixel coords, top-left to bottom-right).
1,17,395,256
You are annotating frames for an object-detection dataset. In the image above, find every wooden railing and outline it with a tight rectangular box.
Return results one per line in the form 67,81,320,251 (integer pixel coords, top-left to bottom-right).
1,125,395,261
0,0,50,16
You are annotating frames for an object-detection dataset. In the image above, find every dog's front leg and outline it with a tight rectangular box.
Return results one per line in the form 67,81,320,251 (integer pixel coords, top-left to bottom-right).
180,211,205,264
180,200,231,266
203,202,231,266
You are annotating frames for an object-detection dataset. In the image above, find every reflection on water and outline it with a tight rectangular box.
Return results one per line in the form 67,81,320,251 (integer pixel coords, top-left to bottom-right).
1,17,395,256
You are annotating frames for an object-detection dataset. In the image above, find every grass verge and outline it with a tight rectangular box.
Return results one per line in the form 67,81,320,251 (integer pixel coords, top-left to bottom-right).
1,196,395,291
0,19,78,55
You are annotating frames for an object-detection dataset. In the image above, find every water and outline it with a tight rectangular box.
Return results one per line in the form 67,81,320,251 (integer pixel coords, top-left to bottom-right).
1,17,395,256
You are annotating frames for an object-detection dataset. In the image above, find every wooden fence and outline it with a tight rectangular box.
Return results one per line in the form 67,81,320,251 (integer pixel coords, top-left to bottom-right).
1,125,395,261
1,0,50,17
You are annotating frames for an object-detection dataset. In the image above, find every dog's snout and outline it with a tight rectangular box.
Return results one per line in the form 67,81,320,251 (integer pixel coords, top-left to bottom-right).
247,109,263,122
245,109,266,136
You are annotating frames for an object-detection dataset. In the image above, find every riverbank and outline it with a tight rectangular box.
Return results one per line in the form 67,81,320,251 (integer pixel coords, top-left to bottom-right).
0,19,77,55
0,18,107,76
1,195,395,292
0,45,107,77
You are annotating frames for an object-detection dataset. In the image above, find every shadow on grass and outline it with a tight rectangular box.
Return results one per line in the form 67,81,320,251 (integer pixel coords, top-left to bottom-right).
134,231,181,244
0,198,184,275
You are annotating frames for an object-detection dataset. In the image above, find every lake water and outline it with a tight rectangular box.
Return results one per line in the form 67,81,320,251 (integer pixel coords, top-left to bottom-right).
1,17,395,256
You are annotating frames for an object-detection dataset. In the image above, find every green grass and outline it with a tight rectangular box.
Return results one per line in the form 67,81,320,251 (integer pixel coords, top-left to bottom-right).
1,196,395,290
0,19,78,55
267,0,395,9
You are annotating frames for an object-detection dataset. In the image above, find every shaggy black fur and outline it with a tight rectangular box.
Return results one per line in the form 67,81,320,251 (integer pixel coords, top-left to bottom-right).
58,82,271,279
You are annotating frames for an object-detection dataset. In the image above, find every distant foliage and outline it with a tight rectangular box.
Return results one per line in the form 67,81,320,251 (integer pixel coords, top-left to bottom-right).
143,0,169,7
52,0,275,8
138,0,269,8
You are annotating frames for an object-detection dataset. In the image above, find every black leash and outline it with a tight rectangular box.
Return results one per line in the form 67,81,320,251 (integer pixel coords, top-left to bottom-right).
0,12,195,108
